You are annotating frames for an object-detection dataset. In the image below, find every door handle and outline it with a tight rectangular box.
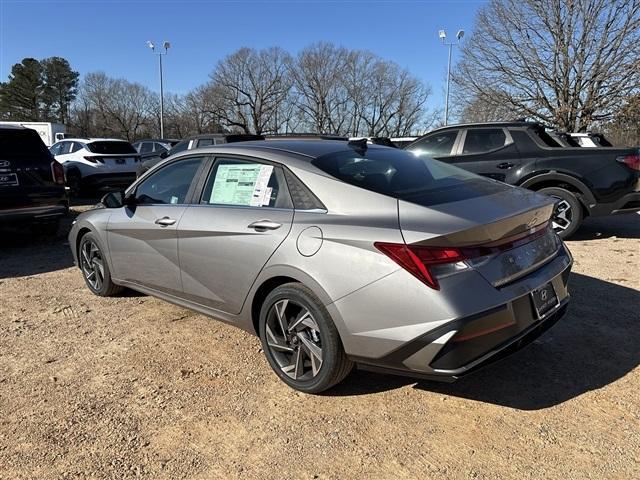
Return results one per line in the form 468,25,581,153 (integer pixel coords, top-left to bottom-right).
248,220,282,231
155,216,177,226
497,162,515,169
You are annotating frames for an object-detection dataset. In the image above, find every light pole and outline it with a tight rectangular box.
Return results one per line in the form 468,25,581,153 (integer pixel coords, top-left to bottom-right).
439,29,464,126
147,40,170,138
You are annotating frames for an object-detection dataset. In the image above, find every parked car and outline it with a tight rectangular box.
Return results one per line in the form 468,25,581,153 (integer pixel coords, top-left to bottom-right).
69,140,572,393
0,121,66,147
50,138,140,195
0,125,68,234
405,122,640,238
137,133,264,177
132,138,179,161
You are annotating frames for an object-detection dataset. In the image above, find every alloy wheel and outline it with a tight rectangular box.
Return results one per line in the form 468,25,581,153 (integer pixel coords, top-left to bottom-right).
550,197,572,234
264,299,324,381
80,240,105,291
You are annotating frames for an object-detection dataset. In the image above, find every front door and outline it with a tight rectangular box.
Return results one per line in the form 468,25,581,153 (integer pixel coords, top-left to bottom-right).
107,156,205,296
178,157,294,314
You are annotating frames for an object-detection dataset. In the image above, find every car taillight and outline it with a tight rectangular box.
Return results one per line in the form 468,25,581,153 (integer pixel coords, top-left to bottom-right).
51,161,65,185
84,156,104,163
616,153,640,171
374,243,467,290
375,223,551,290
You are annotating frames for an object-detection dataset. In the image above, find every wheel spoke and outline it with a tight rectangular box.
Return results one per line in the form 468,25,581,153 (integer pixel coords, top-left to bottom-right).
274,299,289,336
293,347,304,379
287,308,312,332
298,334,323,367
93,258,105,278
265,325,294,352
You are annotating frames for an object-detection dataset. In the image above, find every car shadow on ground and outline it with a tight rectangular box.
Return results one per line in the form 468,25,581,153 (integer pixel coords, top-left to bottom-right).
571,212,640,240
331,273,639,410
0,196,103,279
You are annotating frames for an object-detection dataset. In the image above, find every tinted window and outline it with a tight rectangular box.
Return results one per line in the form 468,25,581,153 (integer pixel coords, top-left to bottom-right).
154,142,169,153
50,143,62,155
408,131,458,157
70,142,83,153
462,129,507,154
313,148,505,206
169,140,190,155
0,128,51,162
201,158,290,209
86,141,136,154
135,157,203,205
196,138,215,147
140,142,153,154
59,142,73,154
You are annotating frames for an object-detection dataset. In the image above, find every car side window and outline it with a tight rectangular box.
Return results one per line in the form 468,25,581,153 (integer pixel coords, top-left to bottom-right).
134,157,204,205
200,158,291,209
197,138,215,148
70,142,83,153
409,130,458,157
169,140,189,155
462,129,507,154
58,142,73,155
140,142,153,154
50,143,62,155
154,142,168,153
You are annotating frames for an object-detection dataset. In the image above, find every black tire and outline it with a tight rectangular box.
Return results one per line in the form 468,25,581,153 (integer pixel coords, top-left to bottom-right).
65,168,83,197
78,232,123,297
537,187,584,239
258,282,353,393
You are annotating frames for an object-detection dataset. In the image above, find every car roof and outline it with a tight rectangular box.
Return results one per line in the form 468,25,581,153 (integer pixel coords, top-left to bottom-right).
58,138,128,143
178,139,393,161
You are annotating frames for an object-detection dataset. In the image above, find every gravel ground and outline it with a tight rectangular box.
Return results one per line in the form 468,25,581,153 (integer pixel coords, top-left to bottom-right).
0,205,638,480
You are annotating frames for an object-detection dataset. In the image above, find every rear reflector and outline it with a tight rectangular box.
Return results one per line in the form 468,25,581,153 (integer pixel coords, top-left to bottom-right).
375,223,551,290
51,161,65,185
616,153,640,171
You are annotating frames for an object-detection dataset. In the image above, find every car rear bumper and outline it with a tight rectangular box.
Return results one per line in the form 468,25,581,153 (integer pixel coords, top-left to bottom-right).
329,244,572,381
589,191,640,216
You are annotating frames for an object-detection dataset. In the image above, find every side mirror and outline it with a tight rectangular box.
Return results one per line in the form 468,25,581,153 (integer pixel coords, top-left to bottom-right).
101,191,127,208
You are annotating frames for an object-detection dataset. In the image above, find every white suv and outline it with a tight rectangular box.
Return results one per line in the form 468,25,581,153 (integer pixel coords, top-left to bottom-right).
49,138,140,195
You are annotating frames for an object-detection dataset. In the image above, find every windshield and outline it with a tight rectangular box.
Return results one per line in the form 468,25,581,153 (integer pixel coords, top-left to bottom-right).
87,141,136,154
312,147,508,206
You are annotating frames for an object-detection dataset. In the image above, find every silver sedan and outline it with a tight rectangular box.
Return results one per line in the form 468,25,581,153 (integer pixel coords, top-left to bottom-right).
69,140,572,393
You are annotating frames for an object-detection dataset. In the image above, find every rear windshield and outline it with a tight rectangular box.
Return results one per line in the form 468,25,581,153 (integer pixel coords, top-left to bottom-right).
312,148,508,206
0,128,51,161
86,141,136,154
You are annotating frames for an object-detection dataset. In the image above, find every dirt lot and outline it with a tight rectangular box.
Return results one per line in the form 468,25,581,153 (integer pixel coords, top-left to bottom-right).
1,204,638,480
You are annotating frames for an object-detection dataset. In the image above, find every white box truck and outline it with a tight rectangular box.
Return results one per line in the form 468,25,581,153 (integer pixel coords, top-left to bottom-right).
0,122,66,146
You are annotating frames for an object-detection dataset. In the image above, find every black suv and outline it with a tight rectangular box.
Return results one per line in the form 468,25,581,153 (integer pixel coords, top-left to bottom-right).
0,125,68,234
405,122,640,238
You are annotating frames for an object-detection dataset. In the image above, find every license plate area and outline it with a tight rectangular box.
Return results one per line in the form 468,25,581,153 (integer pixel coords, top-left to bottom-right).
531,282,559,319
0,173,19,186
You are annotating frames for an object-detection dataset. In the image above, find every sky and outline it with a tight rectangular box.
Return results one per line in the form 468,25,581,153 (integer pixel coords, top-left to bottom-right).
0,0,485,112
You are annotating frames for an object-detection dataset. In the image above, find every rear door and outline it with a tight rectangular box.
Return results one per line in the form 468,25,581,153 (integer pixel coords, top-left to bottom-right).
443,127,522,183
178,156,294,314
107,156,207,295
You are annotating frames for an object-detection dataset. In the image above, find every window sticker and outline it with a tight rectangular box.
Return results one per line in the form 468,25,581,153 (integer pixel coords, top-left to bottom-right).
210,164,274,206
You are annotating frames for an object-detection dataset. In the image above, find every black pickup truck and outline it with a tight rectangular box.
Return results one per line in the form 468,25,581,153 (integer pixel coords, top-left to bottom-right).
405,121,640,238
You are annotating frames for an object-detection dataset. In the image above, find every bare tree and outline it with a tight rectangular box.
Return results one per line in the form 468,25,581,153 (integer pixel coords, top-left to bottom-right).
71,72,157,140
290,43,351,134
455,0,640,131
209,47,293,134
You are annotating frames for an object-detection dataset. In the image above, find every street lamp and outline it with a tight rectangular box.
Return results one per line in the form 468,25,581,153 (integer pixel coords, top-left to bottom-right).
440,29,464,126
147,40,170,138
